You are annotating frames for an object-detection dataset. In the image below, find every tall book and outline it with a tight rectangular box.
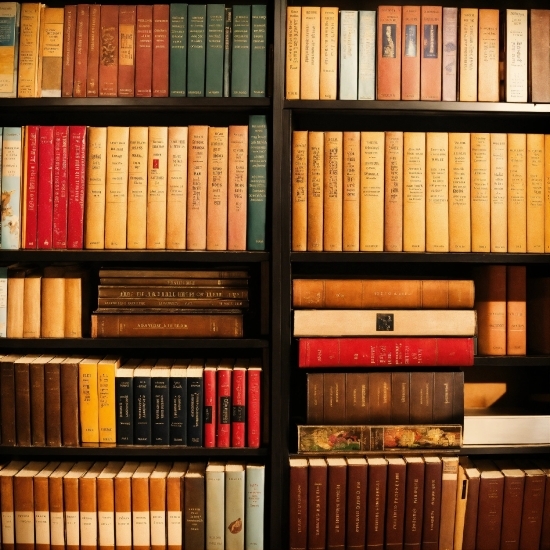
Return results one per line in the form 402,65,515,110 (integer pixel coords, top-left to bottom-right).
491,133,507,252
205,463,225,549
217,358,233,448
169,3,187,97
67,125,86,249
470,133,490,252
300,7,320,99
323,131,343,251
385,457,406,549
166,126,188,249
475,460,504,550
530,10,550,103
169,359,188,445
52,125,69,249
151,359,172,445
402,5,421,100
73,4,89,98
133,362,153,444
97,461,124,550
1,127,22,249
187,360,204,446
403,456,425,550
17,3,42,98
505,9,528,102
403,131,425,251
459,8,478,101
80,461,107,550
225,463,246,550
307,131,324,251
366,457,388,550
494,460,524,550
184,464,206,549
358,10,375,100
37,125,54,248
319,7,338,100
338,11,358,100
292,130,307,251
231,4,251,97
448,132,471,252
326,457,346,550
384,131,403,251
126,126,148,249
186,125,208,250
61,5,76,97
203,360,217,448
205,3,224,97
245,464,265,550
98,356,119,445
507,133,527,252
146,126,168,249
422,456,442,550
64,461,94,550
167,462,188,550
228,125,248,250
420,6,442,100
343,131,360,250
441,7,457,101
118,5,136,97
377,5,401,100
152,4,169,97
98,5,118,97
131,462,155,550
439,456,459,550
308,458,327,550
150,463,171,550
507,266,526,355
23,125,39,248
115,359,136,445
478,9,499,102
34,461,59,550
285,6,300,99
86,5,100,96
527,133,545,252
114,461,139,550
187,4,206,97
79,357,100,444
135,4,153,97
40,7,64,97
289,458,308,550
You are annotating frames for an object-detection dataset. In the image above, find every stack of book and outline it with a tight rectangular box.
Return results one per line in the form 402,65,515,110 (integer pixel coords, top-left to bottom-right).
0,460,265,550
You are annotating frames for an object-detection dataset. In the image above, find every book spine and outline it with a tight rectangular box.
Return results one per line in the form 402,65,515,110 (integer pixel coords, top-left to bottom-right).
409,371,434,424
217,368,232,447
187,4,206,97
44,363,62,446
506,9,528,102
134,374,152,444
167,472,184,550
97,361,116,444
135,4,153,97
527,133,545,252
73,4,89,98
285,6,301,99
420,6,442,101
1,127,22,249
61,5,77,97
166,126,188,249
307,373,324,424
439,457,459,550
300,7,320,100
169,375,187,445
37,126,54,249
470,133,490,252
118,5,136,98
307,131,324,251
169,3,187,97
184,468,206,549
203,367,216,448
476,470,504,549
97,477,115,550
384,131,404,251
433,371,454,424
421,458,442,550
227,125,248,250
307,460,328,550
14,363,31,446
187,372,204,446
247,367,261,448
344,372,368,424
0,267,7,337
343,131,360,251
40,8,64,97
17,4,41,98
115,375,134,444
403,131,426,251
376,6,402,100
245,465,265,550
206,127,228,250
448,132,471,252
250,4,267,97
391,371,410,423
231,367,247,447
60,361,80,445
402,6,421,100
404,459,425,549
132,474,151,550
459,8,478,101
478,9,499,102
326,461,346,550
67,125,87,249
292,131,308,251
441,7,457,101
338,11,358,100
79,361,100,444
205,3,224,97
507,265,526,355
385,459,406,549
323,131,343,251
358,11,376,100
146,126,168,249
490,133,508,252
98,5,119,97
368,371,391,424
152,375,170,445
231,4,251,96
52,125,69,249
23,126,39,248
366,459,388,549
114,476,132,550
86,5,101,97
152,4,169,97
127,126,148,249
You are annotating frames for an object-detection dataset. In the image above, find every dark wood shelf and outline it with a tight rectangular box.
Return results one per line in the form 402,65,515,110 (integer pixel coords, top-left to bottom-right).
461,445,550,455
474,355,550,367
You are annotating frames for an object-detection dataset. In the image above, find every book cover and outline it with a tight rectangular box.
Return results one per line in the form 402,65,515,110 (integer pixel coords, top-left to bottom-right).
527,132,545,252
289,458,308,550
307,458,327,550
307,131,324,251
52,125,69,249
115,359,136,445
97,461,124,550
319,7,337,100
490,133,507,252
245,464,265,550
326,457,346,550
217,359,233,447
186,125,208,250
152,4,169,97
203,361,217,447
342,131,360,250
73,4,89,97
205,3,224,97
98,5,119,97
114,462,139,550
506,9,528,102
385,457,406,549
187,361,204,446
338,11,358,100
300,7,320,100
184,463,206,549
478,9,499,101
404,456,425,550
448,132,471,252
146,126,168,249
67,125,86,249
292,130,307,251
384,131,403,251
459,8,478,102
135,4,153,97
470,133,490,252
227,125,248,250
61,5,76,97
285,6,300,99
377,6,402,100
169,359,188,445
187,4,206,97
23,125,39,248
86,5,100,96
403,131,426,251
249,5,268,97
205,463,225,549
17,3,42,98
420,6,442,100
133,363,153,444
247,363,261,448
40,7,64,97
441,7,457,101
150,463,171,550
167,462,188,550
231,360,248,447
358,10,375,100
225,463,246,550
421,456,442,550
126,126,148,249
402,6,421,100
366,457,388,550
118,5,136,97
1,127,22,249
131,463,155,550
169,3,187,97
323,131,343,251
98,356,119,445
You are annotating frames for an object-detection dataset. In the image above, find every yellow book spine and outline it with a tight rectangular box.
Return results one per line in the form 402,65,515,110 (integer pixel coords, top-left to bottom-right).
403,132,426,252
477,9,499,102
206,127,228,251
127,126,149,249
307,131,324,251
285,7,301,99
292,130,308,251
426,132,449,252
98,359,118,444
166,126,188,250
227,125,248,251
40,7,64,97
448,132,471,252
323,131,343,251
146,127,168,249
507,133,527,252
300,7,320,100
470,133,490,252
545,135,550,252
526,133,544,252
343,131,360,251
490,133,507,252
319,7,338,100
18,3,42,97
384,131,403,251
79,360,100,443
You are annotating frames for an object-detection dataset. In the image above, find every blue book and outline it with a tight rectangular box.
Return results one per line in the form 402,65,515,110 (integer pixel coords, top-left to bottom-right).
169,3,188,97
187,4,206,97
1,127,22,249
358,11,376,100
339,11,358,100
250,5,267,97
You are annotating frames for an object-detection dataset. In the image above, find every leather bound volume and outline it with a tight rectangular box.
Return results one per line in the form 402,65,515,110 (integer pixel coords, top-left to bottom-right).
326,457,346,550
1,355,20,445
346,458,367,550
452,371,464,424
152,4,169,97
23,125,39,248
247,363,262,448
86,5,101,96
34,462,59,550
61,356,82,446
517,462,546,550
368,372,391,424
14,356,32,446
231,361,248,447
184,462,206,550
409,371,434,424
98,5,119,97
420,6,442,100
377,5,402,99
433,371,454,424
64,462,94,550
289,457,308,550
44,357,63,446
323,131,343,251
307,373,324,424
323,372,346,424
506,265,526,355
448,132,471,252
40,8,65,97
343,131,360,251
80,462,107,550
203,362,217,448
421,456,442,550
474,460,504,550
52,125,69,249
131,462,155,550
135,4,153,97
67,125,87,249
37,125,54,249
114,462,139,550
366,457,388,550
118,5,136,97
308,458,328,550
384,131,404,251
345,373,368,425
401,5,420,100
97,462,124,550
403,456,425,550
30,356,51,446
532,458,550,550
307,131,324,251
453,461,468,550
167,462,188,550
61,5,76,97
1,461,29,550
150,463,171,550
49,462,74,550
385,457,406,550
461,459,480,550
73,4,89,97
391,371,410,424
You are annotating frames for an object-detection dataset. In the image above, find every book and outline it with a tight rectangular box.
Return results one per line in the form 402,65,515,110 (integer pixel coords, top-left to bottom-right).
403,456,425,550
118,5,136,97
80,461,107,550
126,126,148,249
326,457,346,550
97,461,124,550
40,7,64,97
319,7,338,100
459,8,478,102
169,3,187,97
289,457,308,550
135,4,153,97
323,131,343,251
166,462,188,550
33,461,59,550
517,461,546,549
384,131,403,251
14,356,33,446
307,458,327,550
17,3,42,98
115,359,136,445
222,7,231,97
338,11,358,100
133,362,153,444
291,130,307,251
385,456,406,549
245,464,265,550
506,265,526,355
169,359,188,445
506,9,528,102
478,9,499,102
343,131,360,250
422,456,442,550
470,133,490,252
1,127,22,250
131,462,155,550
98,356,118,445
285,6,300,100
98,5,118,97
152,4,169,97
227,125,248,250
530,10,550,103
23,125,39,248
187,360,204,446
357,10,375,100
37,125,54,248
448,132,471,252
409,371,433,424
203,360,217,448
247,362,261,448
64,462,94,550
86,5,100,96
300,6,320,100
345,457,367,550
61,356,82,446
151,360,171,445
439,456,459,550
166,132,188,247
61,5,76,97
366,457,388,550
225,462,246,550
184,462,206,549
73,4,89,98
231,4,251,97
205,462,225,549
461,459,480,550
150,463,171,550
67,125,86,249
217,358,233,447
206,126,228,250
490,133,508,252
186,125,208,250
527,132,545,252
205,3,224,97
402,6,420,101
377,6,401,100
307,131,324,251
44,356,63,446
420,6,442,101
79,357,100,444
187,4,206,97
441,7,457,101
475,460,504,550
494,460,524,550
114,461,139,550
146,126,168,249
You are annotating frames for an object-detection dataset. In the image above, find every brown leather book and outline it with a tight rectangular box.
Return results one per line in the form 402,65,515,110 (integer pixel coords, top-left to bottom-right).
506,265,526,355
391,371,409,424
86,4,101,96
97,462,124,550
532,458,550,550
433,371,454,424
114,462,140,550
409,371,434,424
366,457,387,550
152,4,169,97
289,457,308,550
384,131,404,251
345,373,368,424
132,462,156,550
346,457,367,550
0,354,21,445
343,131,360,251
461,458,480,550
308,457,328,550
326,457,346,550
530,10,550,103
45,357,63,446
421,456,442,550
367,372,391,424
64,462,94,550
14,355,34,446
184,462,206,550
34,461,60,550
403,456,425,550
420,6,442,100
377,5,402,99
80,461,108,550
49,462,75,550
385,457,406,550
307,373,324,424
135,4,153,97
60,356,83,446
61,5,77,97
439,456,459,550
474,459,504,550
166,462,188,550
401,5,420,100
517,461,546,550
0,461,29,550
452,371,464,424
150,463,171,550
30,356,54,446
323,372,346,424
73,4,89,97
99,5,119,97
118,5,136,97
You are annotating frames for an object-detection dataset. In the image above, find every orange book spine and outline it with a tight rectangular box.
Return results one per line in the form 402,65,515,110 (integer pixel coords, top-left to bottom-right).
292,130,308,251
401,6,420,100
227,125,248,250
377,6,402,100
420,6,442,100
526,133,545,253
506,265,526,355
507,133,527,253
384,131,403,251
343,131,360,251
307,131,324,251
323,132,343,251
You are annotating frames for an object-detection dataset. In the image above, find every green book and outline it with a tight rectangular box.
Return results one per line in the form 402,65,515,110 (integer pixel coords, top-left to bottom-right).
230,4,250,97
250,5,267,97
205,3,225,97
222,7,232,97
169,3,188,97
187,4,206,97
246,115,268,250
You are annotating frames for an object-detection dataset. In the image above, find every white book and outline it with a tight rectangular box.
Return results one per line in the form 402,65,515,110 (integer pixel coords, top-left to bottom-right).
245,464,265,550
358,11,375,100
338,10,358,100
505,9,528,102
206,463,225,550
225,463,245,550
1,127,22,249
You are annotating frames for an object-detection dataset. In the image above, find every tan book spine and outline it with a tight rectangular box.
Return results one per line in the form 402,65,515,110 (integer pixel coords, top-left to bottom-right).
114,463,140,550
41,276,65,338
18,3,42,97
79,358,100,443
64,276,83,338
186,125,209,250
319,7,338,100
49,463,73,550
118,6,136,98
85,127,107,249
166,126,188,250
343,131,360,251
132,465,154,550
470,133,490,252
323,131,343,251
104,126,130,249
227,125,248,251
292,130,308,251
7,277,24,338
307,131,324,251
86,5,101,97
448,132,471,252
127,126,148,249
459,8,478,101
377,6,402,100
491,133,507,252
403,132,426,252
146,126,168,249
401,5,420,101
206,127,229,250
285,6,301,99
506,265,526,355
507,133,527,253
300,7,320,100
64,464,94,550
439,456,459,550
40,7,64,97
426,132,449,251
530,10,550,104
506,9,528,103
546,135,550,253
149,465,171,550
22,274,41,338
384,131,403,251
527,133,545,253
420,6,442,101
478,9,499,102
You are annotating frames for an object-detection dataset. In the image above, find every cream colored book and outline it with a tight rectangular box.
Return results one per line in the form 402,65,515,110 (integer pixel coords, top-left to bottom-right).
97,462,124,550
146,126,168,249
39,7,64,97
7,272,24,338
206,463,225,550
300,7,320,100
22,272,41,338
41,267,65,338
132,462,156,550
546,135,550,252
227,125,248,251
98,356,120,445
477,9,499,102
384,131,403,251
505,9,528,102
285,6,301,99
319,7,338,100
80,461,108,550
458,8,478,101
166,126,188,250
439,456,459,550
307,131,324,251
127,126,149,249
18,3,43,97
64,273,85,338
490,133,507,252
150,463,171,550
507,133,527,252
526,133,544,253
448,132,471,252
225,463,245,550
323,131,343,251
403,132,426,252
292,130,308,251
343,131,360,251
470,133,490,252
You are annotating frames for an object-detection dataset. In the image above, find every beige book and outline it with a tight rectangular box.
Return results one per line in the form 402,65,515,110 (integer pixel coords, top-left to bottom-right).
105,126,130,249
114,462,140,550
319,7,338,99
49,462,74,550
21,126,29,246
384,131,403,251
439,456,459,550
1,461,28,550
146,126,168,249
22,272,41,338
227,126,248,251
526,133,545,253
186,125,209,250
34,461,59,550
453,460,469,550
40,7,64,96
64,462,94,550
167,462,188,550
448,132,471,252
505,9,528,102
127,127,149,249
41,268,65,338
97,462,124,550
80,462,108,550
18,3,43,97
403,132,426,251
459,8,478,101
98,356,120,445
205,463,225,550
307,131,324,251
79,357,101,444
546,135,550,252
132,462,156,550
478,9,499,102
343,131,360,251
65,273,85,338
285,6,301,99
490,133,507,252
507,133,527,252
426,132,449,251
166,126,188,250
85,127,107,249
323,131,343,251
225,463,245,550
470,133,490,252
0,3,19,97
300,7,320,100
292,130,308,251
7,274,24,338
150,463,171,550
206,127,229,250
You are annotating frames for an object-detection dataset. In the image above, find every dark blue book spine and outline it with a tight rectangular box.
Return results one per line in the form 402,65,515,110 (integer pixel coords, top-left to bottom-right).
152,376,170,445
115,376,134,444
170,376,187,445
133,375,152,444
187,374,204,446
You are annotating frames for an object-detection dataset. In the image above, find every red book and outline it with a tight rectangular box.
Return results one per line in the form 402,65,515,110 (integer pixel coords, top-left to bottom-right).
86,4,101,96
231,361,248,447
37,126,55,249
247,364,261,448
62,5,77,97
67,126,86,249
308,458,328,550
135,4,153,97
118,5,136,97
152,4,169,97
73,4,90,98
99,5,119,97
298,337,475,368
216,361,232,447
24,126,39,249
52,126,69,249
422,457,442,550
203,363,217,448
289,457,308,550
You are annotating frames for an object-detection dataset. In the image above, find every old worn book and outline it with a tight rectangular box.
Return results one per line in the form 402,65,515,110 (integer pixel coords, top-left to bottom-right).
205,463,225,549
1,127,22,250
478,9,499,101
403,456,424,550
385,457,406,550
61,5,76,97
14,356,33,446
459,8,478,101
126,126,148,249
345,372,368,424
22,272,41,337
343,131,360,250
98,5,118,97
527,133,545,252
368,371,391,424
506,265,526,355
377,5,401,99
307,458,327,550
474,460,504,550
30,355,53,446
79,357,101,444
52,125,69,249
97,462,124,550
338,11,358,100
300,7,320,99
131,462,155,550
80,461,107,550
167,462,188,550
227,125,248,250
517,461,546,549
41,267,65,337
490,133,508,252
366,457,387,550
439,456,459,550
507,133,527,252
421,456,442,550
230,4,250,97
460,459,480,550
114,461,139,550
0,461,28,550
448,132,471,251
323,132,343,251
403,131,425,251
34,461,59,550
73,4,89,97
285,6,301,99
323,372,346,424
506,9,528,102
67,125,87,249
40,7,64,96
530,10,550,103
152,4,169,97
61,356,82,446
292,130,307,251
325,457,346,550
420,6,442,100
320,7,338,99
307,373,323,424
6,271,24,338
409,371,433,424
402,6,420,100
441,7,457,101
184,462,206,550
289,457,308,550
135,4,153,97
0,2,19,98
86,5,100,96
146,126,168,249
18,3,42,98
48,462,74,550
384,131,403,251
470,133,490,252
44,356,63,446
150,463,171,550
98,356,119,445
166,126,188,250
307,131,324,251
205,3,224,97
169,3,187,98
64,462,94,550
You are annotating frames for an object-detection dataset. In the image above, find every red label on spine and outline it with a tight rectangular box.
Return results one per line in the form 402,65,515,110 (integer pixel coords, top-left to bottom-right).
247,368,261,448
37,126,55,249
24,126,40,249
67,126,86,249
203,367,216,448
217,368,232,447
53,126,69,248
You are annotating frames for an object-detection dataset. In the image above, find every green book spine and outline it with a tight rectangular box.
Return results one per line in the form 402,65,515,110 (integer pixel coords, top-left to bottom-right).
230,4,250,97
205,3,224,97
247,115,268,250
223,7,232,97
187,4,206,97
250,4,267,97
169,3,188,97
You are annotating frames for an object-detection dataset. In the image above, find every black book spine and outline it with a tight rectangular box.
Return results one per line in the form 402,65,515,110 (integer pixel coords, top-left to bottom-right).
115,376,134,444
134,375,152,444
152,376,170,445
187,375,204,446
170,376,187,445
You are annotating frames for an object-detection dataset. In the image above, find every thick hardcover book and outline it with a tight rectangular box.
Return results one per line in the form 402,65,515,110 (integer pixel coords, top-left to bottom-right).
40,7,64,97
115,359,136,445
289,457,308,550
245,464,265,550
146,126,168,249
34,461,59,550
530,10,550,103
114,461,139,550
307,131,324,250
366,457,387,550
48,462,74,550
166,125,188,250
187,4,206,97
420,6,442,100
368,371,391,424
97,461,124,550
169,359,188,445
343,132,360,250
517,462,546,549
474,460,504,550
338,11,358,100
403,131,426,251
409,371,434,424
292,130,307,251
18,3,41,98
459,8,478,101
478,9,499,102
135,4,153,97
0,355,20,445
527,133,545,253
86,4,100,96
167,462,188,550
385,457,406,550
205,463,225,549
448,132,471,252
0,461,28,550
97,357,119,445
223,7,231,96
247,363,261,448
402,6,420,100
133,364,153,444
37,126,54,248
31,355,54,446
131,462,155,550
358,10,375,100
441,7,457,101
184,463,206,549
118,5,136,97
491,133,508,252
391,371,410,424
250,4,267,97
73,4,89,97
80,461,107,550
98,5,118,97
186,125,208,249
152,4,169,97
187,361,204,446
169,3,187,97
126,126,148,248
300,7,320,100
23,125,39,248
438,457,459,550
79,357,100,444
470,133,490,252
323,131,343,251
67,125,86,249
323,372,346,424
61,5,76,97
60,356,82,446
433,371,455,424
505,9,528,102
403,456,424,550
44,357,63,446
52,125,69,249
384,131,403,251
307,458,327,550
227,125,248,250
205,3,224,97
326,457,346,550
421,456,442,550
203,361,217,447
65,462,94,550
231,361,247,447
285,6,301,99
345,458,367,550
307,373,324,424
150,463,171,550
461,459,480,550
14,356,32,446
506,265,526,355
377,5,402,99
217,359,233,447
225,463,246,549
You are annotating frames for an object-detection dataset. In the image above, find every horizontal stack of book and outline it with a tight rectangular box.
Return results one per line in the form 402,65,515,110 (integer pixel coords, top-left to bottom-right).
286,6,550,103
288,455,550,550
0,460,265,550
0,354,262,448
0,118,268,251
91,267,249,338
0,2,267,99
292,130,549,253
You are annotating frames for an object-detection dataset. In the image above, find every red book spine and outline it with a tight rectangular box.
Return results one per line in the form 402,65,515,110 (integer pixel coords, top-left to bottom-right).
24,126,40,249
99,5,119,97
231,366,247,447
86,4,101,97
52,126,69,249
62,5,77,97
216,367,232,447
298,337,475,367
152,4,169,97
203,366,216,448
247,366,261,448
118,5,136,97
289,459,309,550
37,126,55,249
67,126,86,249
135,4,153,97
73,4,90,98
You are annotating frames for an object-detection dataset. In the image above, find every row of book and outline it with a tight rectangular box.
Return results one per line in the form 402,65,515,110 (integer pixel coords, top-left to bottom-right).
286,6,550,103
0,2,267,98
288,455,550,550
1,118,268,252
0,460,265,550
0,354,262,448
291,130,550,253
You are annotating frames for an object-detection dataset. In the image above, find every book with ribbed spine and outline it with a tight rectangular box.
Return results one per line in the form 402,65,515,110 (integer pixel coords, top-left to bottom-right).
61,5,76,97
73,4,89,98
98,5,118,97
